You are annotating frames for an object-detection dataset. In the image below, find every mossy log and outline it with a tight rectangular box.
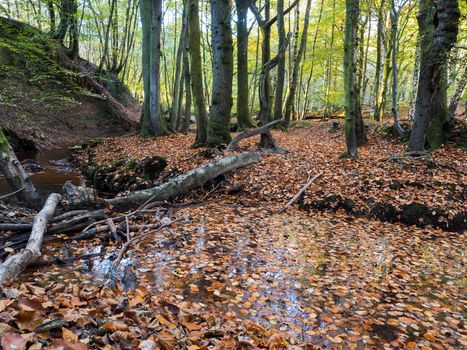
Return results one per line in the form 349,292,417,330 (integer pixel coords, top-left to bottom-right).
65,151,262,211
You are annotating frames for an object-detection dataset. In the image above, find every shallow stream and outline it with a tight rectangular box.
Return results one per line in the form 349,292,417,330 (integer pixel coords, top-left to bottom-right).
0,147,82,199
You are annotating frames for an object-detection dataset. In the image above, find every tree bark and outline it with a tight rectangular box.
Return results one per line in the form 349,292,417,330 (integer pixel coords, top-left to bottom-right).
259,33,291,147
448,65,466,120
189,0,209,146
207,0,234,147
283,0,312,128
170,0,189,131
106,152,262,211
273,0,286,121
344,0,361,158
235,0,255,130
0,193,61,285
390,0,406,137
0,130,42,210
140,0,169,136
371,0,386,121
408,0,460,151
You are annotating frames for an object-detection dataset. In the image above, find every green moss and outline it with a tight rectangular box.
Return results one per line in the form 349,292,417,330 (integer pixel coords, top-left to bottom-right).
206,119,231,147
0,129,11,159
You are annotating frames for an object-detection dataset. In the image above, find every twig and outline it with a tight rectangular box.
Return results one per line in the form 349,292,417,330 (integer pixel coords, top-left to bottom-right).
112,217,180,269
0,187,25,201
279,172,323,213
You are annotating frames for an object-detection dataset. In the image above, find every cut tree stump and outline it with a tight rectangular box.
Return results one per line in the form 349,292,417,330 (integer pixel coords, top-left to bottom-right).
0,193,62,285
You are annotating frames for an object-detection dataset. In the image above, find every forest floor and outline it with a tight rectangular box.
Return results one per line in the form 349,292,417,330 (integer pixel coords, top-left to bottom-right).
0,121,465,349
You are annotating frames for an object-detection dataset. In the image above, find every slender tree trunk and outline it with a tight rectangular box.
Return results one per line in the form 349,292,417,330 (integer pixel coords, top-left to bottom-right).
47,0,56,33
235,0,255,129
273,0,286,121
344,0,361,158
448,65,467,120
207,0,233,147
390,1,405,137
408,0,460,151
301,0,324,119
189,0,209,146
170,0,189,131
371,0,386,121
140,0,169,136
283,0,312,128
182,53,192,134
0,130,42,209
67,0,79,59
324,0,336,117
408,33,420,121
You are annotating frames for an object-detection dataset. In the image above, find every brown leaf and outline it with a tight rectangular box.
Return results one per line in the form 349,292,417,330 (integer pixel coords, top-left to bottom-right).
48,339,88,350
1,332,27,350
157,329,176,350
62,327,78,343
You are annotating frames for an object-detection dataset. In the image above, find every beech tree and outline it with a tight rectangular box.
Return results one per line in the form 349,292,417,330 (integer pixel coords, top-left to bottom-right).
408,0,460,151
207,0,234,147
235,0,255,129
189,0,209,146
140,0,169,136
343,0,364,158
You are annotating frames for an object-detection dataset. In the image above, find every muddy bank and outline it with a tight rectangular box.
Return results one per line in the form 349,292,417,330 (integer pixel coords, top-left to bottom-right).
299,194,466,232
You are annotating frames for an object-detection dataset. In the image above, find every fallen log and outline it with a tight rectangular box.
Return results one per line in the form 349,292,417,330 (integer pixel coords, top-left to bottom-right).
225,119,283,152
107,151,262,211
0,224,33,232
65,151,262,212
279,172,323,213
0,193,62,284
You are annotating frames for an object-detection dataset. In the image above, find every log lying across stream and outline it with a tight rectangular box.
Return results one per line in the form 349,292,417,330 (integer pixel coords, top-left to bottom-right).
66,151,262,212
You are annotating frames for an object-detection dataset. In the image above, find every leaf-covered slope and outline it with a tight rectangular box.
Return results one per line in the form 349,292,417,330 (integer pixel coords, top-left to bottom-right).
0,17,134,151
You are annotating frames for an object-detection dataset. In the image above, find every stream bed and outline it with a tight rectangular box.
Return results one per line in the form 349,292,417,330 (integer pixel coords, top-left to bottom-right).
0,147,83,200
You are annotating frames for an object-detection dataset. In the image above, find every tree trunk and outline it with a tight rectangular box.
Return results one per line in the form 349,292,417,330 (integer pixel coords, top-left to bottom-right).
0,193,61,285
408,0,460,151
371,0,386,121
140,0,169,136
189,0,209,146
47,0,56,33
182,52,192,134
259,34,291,147
235,0,255,130
390,1,405,137
301,0,324,119
0,130,42,210
448,65,467,120
207,0,234,147
283,0,312,128
273,0,285,121
408,33,420,121
170,0,189,131
344,0,361,158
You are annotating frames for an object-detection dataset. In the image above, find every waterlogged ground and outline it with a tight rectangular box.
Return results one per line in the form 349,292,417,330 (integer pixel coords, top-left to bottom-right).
1,122,466,349
9,198,465,349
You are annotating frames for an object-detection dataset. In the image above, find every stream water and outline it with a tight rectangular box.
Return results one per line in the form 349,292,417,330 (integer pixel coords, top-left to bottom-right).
0,147,83,200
